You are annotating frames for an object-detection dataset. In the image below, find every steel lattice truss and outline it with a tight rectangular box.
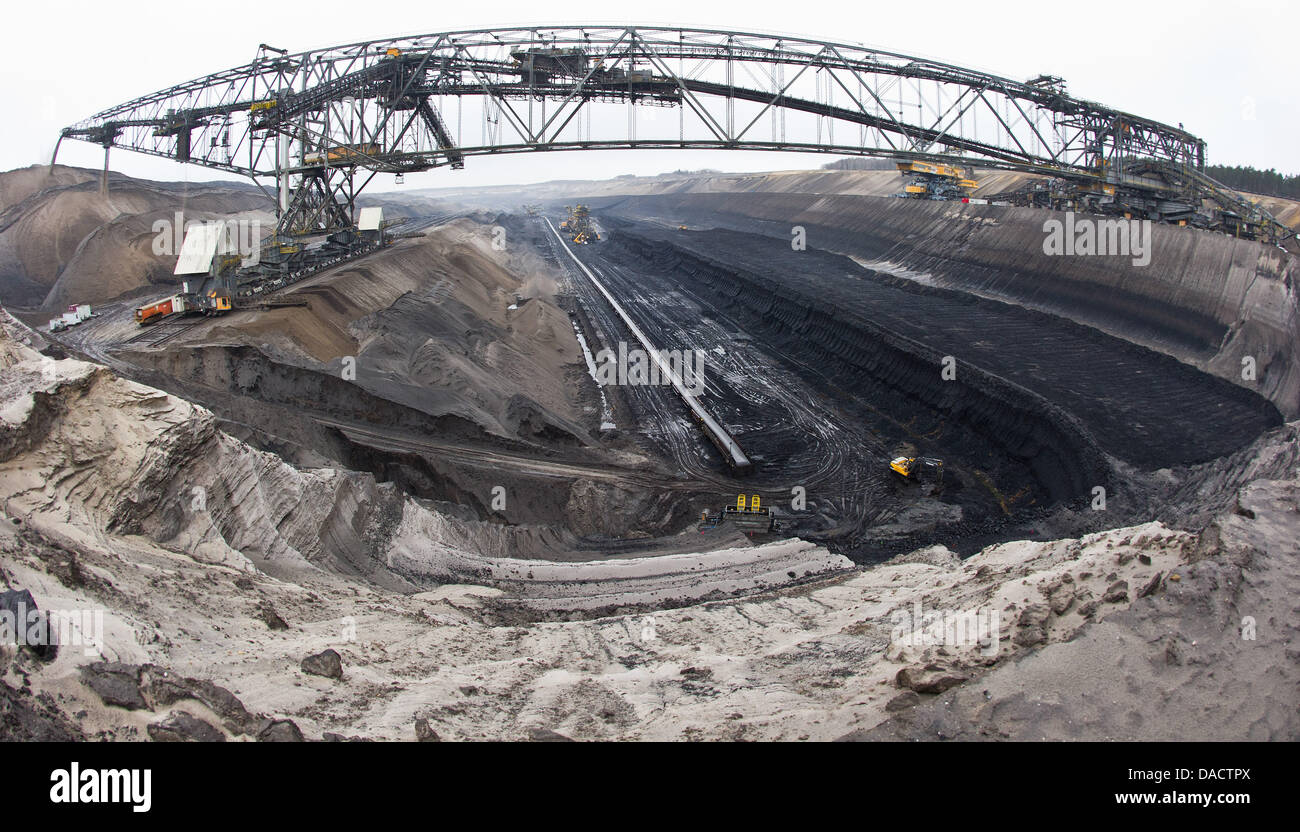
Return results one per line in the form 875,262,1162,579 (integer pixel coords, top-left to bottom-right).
56,26,1232,235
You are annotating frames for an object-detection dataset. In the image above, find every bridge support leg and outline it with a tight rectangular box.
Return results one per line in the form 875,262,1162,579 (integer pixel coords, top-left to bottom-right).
274,166,355,237
100,145,111,196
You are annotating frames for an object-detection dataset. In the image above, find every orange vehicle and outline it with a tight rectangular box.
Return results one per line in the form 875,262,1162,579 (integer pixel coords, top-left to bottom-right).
134,294,187,325
134,297,174,325
202,292,232,315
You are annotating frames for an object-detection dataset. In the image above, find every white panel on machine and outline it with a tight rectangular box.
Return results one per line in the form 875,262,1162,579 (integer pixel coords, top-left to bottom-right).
174,223,222,275
358,207,384,231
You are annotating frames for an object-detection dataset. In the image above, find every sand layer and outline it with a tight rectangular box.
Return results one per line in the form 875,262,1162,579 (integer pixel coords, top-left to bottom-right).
2,311,1296,741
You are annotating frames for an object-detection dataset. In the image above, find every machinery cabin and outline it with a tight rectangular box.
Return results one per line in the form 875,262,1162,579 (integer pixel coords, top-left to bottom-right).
890,456,945,483
721,494,774,533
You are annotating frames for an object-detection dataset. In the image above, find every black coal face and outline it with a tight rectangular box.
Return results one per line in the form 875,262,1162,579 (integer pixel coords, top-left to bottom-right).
603,227,1109,496
570,216,1281,560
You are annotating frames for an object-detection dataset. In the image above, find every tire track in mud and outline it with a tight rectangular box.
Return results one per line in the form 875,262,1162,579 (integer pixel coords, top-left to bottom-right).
537,221,726,486
625,228,1110,485
527,215,907,544
612,218,1282,467
567,220,1134,558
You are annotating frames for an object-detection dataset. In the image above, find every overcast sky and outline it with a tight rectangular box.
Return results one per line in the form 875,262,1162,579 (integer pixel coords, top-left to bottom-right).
3,0,1294,191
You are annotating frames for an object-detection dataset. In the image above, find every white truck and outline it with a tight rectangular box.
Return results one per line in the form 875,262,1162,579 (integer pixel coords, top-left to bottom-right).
49,304,93,333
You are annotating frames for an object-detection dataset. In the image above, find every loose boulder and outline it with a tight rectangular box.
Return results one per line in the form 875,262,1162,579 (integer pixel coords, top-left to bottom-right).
256,719,305,742
895,664,968,694
0,589,57,661
301,649,343,680
79,662,146,710
147,710,225,742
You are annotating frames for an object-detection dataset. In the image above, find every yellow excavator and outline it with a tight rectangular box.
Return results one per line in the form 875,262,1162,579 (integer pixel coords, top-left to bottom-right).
890,456,945,486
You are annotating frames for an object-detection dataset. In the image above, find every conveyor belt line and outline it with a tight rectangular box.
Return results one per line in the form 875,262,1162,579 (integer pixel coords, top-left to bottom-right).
545,217,751,471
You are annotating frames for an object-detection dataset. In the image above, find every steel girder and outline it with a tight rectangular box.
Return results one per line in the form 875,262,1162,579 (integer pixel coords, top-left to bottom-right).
56,25,1284,241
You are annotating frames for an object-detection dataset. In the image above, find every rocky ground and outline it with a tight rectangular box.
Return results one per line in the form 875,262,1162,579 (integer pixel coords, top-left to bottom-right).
2,163,1297,742
2,309,1295,741
850,475,1300,741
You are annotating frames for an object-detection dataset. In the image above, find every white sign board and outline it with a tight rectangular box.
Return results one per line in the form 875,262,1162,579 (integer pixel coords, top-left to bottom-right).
174,223,222,275
358,207,384,231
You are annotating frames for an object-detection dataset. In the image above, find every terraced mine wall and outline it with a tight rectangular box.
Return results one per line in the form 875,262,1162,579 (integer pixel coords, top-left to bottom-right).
121,346,529,512
594,193,1300,417
607,230,1112,506
114,345,703,543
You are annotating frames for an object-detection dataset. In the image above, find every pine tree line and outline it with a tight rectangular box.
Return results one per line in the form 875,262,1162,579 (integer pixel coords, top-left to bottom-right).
1206,164,1300,200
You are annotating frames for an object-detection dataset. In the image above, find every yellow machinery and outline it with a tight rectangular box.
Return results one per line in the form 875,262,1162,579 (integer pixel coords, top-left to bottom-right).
302,143,382,167
562,204,599,244
897,160,972,180
720,494,773,532
890,456,944,485
202,290,232,316
897,160,978,200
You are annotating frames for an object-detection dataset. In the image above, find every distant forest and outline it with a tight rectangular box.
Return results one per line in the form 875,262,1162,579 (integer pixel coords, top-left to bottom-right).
820,157,1298,200
1206,165,1300,200
821,158,897,171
